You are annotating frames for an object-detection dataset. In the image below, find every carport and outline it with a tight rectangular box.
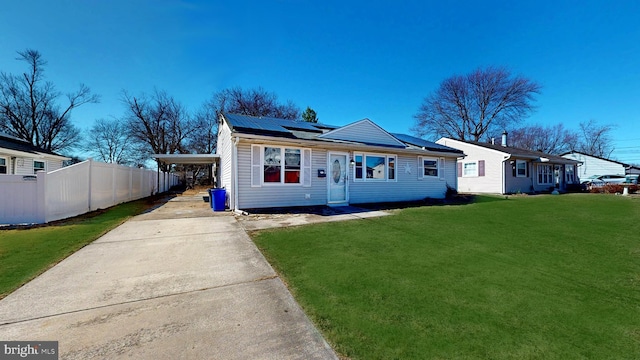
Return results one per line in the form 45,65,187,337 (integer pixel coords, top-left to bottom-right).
152,154,220,189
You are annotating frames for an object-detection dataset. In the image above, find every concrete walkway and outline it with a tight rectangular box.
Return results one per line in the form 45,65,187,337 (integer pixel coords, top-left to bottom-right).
0,193,338,359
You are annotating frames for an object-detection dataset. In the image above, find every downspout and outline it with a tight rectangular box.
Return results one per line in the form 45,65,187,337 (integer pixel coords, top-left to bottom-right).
232,136,240,212
501,156,510,194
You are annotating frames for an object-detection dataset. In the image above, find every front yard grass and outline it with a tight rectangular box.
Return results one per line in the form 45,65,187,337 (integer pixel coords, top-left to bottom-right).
0,199,154,299
253,194,640,359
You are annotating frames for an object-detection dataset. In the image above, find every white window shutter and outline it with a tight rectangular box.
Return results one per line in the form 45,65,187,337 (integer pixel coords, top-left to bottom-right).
439,157,445,180
418,156,423,179
251,145,261,187
302,149,312,187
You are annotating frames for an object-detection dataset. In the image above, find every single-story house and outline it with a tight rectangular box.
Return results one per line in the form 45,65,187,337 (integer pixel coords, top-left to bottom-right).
560,151,630,180
627,165,640,175
216,113,464,211
436,133,580,194
0,132,69,175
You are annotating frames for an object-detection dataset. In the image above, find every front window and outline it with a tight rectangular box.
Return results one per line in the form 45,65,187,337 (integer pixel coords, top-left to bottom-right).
264,147,281,183
516,160,527,177
463,162,477,177
0,157,7,174
538,164,553,185
388,157,395,180
423,158,438,177
33,160,45,173
354,153,396,181
565,165,575,184
284,148,301,183
263,147,303,184
366,155,386,180
355,155,363,179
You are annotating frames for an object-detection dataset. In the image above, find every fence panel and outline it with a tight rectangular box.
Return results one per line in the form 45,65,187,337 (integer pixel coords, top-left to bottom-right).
0,175,42,224
90,161,117,211
45,161,91,222
1,159,181,225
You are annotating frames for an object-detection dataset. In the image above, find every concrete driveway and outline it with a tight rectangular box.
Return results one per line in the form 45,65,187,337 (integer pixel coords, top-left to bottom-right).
0,193,338,359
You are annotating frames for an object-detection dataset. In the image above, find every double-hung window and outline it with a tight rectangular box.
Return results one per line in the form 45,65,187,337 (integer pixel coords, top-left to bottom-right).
263,147,302,184
422,158,438,177
462,162,477,177
565,165,575,184
516,160,527,177
537,164,553,185
0,157,7,174
33,160,45,173
353,153,396,181
252,145,311,186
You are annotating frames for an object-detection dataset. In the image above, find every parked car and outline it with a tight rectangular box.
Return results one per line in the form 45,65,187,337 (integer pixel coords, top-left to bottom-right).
581,174,627,190
625,174,639,184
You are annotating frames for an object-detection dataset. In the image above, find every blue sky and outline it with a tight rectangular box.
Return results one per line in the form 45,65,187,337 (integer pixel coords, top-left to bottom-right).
1,0,639,163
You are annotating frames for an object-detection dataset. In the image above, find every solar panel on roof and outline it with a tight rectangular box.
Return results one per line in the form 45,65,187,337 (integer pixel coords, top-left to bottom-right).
224,113,336,134
392,133,460,152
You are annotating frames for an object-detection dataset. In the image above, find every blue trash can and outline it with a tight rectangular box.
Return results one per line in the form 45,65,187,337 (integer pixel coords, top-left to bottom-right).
212,188,226,211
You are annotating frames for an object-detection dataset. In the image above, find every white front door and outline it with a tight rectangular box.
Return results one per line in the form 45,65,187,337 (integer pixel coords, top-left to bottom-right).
328,153,348,205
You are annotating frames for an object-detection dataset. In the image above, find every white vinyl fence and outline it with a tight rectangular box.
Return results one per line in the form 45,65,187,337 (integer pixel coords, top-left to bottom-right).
0,159,179,225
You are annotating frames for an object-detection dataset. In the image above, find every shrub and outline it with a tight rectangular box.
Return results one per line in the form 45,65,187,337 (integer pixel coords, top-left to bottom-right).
445,184,458,199
590,184,638,194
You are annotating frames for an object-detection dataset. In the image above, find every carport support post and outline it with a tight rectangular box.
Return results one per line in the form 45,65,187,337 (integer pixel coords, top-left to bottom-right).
157,160,160,195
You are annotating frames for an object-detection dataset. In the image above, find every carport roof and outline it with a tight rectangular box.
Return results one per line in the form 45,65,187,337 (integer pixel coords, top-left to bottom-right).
152,154,219,165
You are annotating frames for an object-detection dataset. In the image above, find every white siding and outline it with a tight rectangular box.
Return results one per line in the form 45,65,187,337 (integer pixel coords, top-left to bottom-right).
437,139,505,194
47,159,63,172
349,154,456,204
1,156,63,175
13,157,34,175
237,143,327,209
216,120,234,208
235,142,458,209
562,152,626,181
319,120,405,147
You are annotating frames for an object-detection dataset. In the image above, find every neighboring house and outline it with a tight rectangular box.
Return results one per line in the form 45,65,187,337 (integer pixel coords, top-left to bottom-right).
627,165,640,175
216,113,463,211
560,151,629,180
0,132,69,175
436,134,580,194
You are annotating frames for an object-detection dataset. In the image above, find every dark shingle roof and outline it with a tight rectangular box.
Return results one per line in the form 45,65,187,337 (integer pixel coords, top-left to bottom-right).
0,133,64,157
392,133,463,154
469,141,579,164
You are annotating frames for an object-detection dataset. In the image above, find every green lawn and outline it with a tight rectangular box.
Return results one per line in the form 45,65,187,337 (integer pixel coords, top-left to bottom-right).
253,194,640,359
0,199,153,299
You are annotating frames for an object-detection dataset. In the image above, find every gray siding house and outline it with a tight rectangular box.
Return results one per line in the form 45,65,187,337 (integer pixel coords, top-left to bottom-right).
216,113,463,211
0,133,68,175
436,135,580,194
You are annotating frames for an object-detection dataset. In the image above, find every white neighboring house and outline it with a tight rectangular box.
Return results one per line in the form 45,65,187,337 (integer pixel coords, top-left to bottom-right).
216,113,464,211
0,132,69,175
436,134,580,194
560,151,628,181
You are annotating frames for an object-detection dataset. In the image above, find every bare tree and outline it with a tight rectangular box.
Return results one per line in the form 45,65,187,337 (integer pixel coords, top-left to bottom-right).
188,101,217,154
413,66,541,141
122,90,195,171
84,118,136,164
213,87,300,119
0,49,99,152
507,124,578,154
576,119,615,158
301,106,318,123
